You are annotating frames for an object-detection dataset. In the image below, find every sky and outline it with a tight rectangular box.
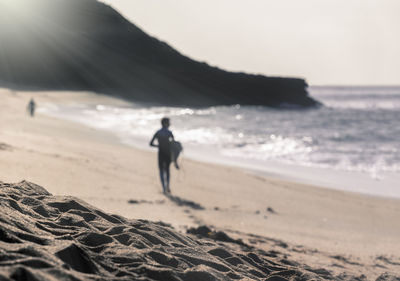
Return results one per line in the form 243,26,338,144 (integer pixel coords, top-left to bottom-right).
101,0,400,86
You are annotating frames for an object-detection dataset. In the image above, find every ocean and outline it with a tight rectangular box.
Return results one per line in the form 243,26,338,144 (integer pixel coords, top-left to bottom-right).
40,86,400,198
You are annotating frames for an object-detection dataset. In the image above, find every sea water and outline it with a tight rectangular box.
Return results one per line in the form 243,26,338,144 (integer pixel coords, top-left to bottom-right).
40,86,400,198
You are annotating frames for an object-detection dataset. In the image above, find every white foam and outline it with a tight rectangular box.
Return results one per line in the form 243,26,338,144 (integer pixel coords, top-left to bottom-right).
38,87,400,199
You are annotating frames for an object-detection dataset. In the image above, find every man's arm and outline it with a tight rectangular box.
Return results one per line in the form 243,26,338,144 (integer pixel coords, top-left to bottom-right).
150,133,158,147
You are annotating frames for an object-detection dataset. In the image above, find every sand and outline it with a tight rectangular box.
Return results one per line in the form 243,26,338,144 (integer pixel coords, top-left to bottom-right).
0,181,370,281
1,88,400,279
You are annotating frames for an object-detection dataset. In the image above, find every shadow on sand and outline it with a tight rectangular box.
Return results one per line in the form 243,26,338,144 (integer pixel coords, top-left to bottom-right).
165,194,205,210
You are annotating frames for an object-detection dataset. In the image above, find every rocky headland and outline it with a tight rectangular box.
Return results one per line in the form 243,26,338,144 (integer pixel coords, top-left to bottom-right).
0,0,319,108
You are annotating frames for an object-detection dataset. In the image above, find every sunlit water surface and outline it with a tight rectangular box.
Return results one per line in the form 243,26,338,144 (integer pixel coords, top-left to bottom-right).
40,86,400,197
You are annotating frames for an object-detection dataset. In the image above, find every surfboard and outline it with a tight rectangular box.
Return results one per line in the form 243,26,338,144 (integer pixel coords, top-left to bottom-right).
171,141,183,163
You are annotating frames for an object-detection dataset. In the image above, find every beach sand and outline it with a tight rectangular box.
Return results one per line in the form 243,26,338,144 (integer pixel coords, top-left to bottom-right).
1,88,400,279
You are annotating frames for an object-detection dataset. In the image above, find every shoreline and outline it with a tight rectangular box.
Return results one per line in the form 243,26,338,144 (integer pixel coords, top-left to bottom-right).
1,88,400,277
39,93,400,200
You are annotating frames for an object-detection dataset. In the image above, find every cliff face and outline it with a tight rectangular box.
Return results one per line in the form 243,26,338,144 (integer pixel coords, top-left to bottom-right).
0,0,319,107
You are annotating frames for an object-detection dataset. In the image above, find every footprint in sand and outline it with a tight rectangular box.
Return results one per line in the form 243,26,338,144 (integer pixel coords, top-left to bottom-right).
0,143,13,151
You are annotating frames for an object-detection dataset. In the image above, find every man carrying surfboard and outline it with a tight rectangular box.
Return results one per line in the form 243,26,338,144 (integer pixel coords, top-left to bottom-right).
150,117,182,194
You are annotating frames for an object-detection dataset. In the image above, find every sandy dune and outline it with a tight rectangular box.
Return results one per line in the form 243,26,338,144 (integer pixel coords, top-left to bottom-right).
1,88,400,279
0,181,398,281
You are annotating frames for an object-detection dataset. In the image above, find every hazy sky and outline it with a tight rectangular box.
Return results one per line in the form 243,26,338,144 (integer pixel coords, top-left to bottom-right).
101,0,399,85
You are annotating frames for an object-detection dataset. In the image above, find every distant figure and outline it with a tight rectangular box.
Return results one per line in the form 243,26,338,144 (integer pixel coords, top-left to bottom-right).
150,117,180,194
27,98,36,117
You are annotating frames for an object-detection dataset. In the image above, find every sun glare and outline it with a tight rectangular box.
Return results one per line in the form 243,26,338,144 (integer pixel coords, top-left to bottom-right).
0,0,34,15
0,0,55,25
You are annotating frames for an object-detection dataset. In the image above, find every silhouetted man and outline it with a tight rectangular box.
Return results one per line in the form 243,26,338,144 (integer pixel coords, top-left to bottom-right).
150,117,175,194
27,98,36,117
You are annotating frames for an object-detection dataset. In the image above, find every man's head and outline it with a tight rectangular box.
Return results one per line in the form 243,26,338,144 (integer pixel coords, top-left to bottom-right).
161,117,170,128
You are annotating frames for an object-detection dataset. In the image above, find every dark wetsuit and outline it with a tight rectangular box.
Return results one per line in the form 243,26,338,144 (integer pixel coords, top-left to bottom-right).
150,127,174,193
27,99,36,117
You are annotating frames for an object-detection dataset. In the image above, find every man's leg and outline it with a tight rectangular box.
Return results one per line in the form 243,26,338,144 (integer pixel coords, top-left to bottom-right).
159,169,166,193
165,162,171,193
158,154,167,193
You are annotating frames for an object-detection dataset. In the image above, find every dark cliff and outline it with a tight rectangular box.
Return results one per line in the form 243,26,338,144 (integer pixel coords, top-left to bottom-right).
0,0,319,107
